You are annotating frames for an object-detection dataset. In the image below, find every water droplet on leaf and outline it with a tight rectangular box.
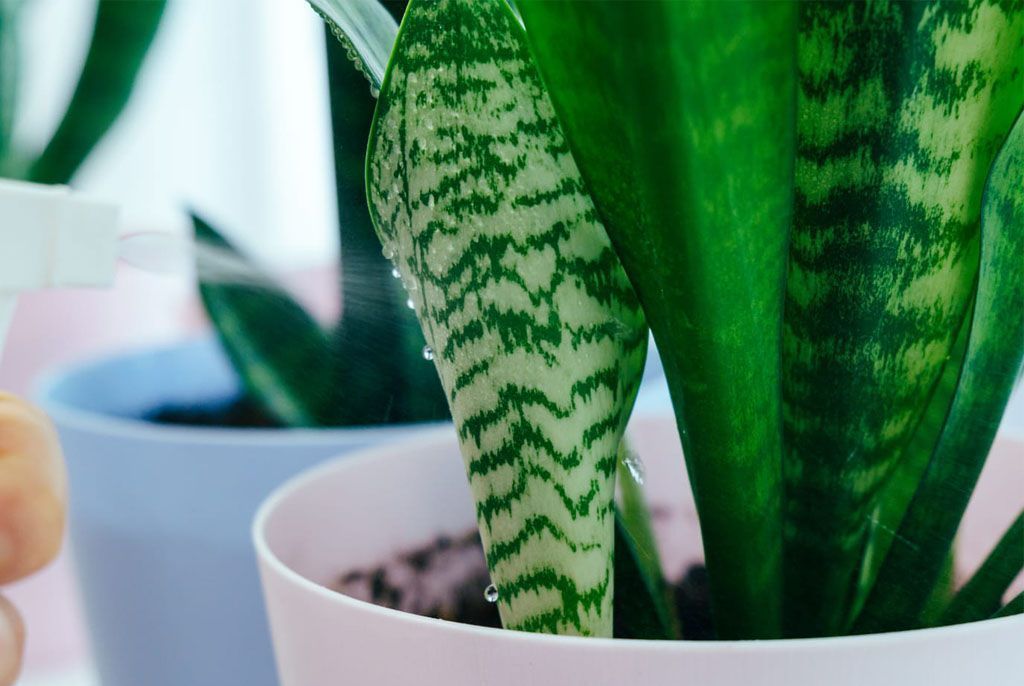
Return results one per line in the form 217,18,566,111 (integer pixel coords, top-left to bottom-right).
623,452,646,485
484,584,499,603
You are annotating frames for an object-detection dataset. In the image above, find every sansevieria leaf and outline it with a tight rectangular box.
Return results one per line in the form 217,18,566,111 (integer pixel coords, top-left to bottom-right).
366,0,647,636
853,109,1024,633
851,311,970,620
519,0,795,639
939,511,1023,626
783,1,1024,635
193,215,334,427
992,592,1023,619
306,0,398,95
29,0,166,184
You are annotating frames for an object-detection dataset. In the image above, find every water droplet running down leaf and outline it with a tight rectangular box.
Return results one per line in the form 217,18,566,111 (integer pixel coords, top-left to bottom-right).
484,584,499,604
622,451,646,486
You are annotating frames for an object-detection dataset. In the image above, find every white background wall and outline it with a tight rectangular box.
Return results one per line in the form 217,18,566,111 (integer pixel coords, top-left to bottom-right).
16,0,339,268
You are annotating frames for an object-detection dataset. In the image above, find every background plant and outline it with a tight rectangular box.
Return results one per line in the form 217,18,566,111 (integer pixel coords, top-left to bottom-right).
0,0,166,183
313,0,1023,640
194,0,450,428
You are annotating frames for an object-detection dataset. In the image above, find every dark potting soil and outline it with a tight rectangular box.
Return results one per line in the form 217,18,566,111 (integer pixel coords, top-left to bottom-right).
331,529,503,629
145,396,283,428
330,528,714,639
674,564,715,640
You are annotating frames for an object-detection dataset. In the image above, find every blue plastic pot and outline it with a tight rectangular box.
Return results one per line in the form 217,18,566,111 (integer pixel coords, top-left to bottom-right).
37,338,444,686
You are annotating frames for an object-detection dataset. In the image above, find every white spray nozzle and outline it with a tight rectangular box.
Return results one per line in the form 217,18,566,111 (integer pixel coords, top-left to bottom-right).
0,179,120,359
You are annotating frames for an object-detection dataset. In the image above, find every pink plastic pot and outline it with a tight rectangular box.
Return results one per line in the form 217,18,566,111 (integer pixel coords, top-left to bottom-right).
255,414,1024,686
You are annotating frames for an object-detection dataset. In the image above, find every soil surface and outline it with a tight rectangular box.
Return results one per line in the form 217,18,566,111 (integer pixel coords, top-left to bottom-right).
331,529,502,628
330,528,714,638
146,396,283,428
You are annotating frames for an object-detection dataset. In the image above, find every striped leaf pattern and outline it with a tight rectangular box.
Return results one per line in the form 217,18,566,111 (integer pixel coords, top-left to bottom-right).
939,511,1024,626
782,0,1024,635
366,0,647,636
852,109,1024,632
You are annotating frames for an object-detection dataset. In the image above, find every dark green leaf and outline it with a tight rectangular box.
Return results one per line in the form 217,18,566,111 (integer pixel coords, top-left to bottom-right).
851,308,971,621
852,108,1024,634
939,511,1023,626
323,26,446,425
519,0,795,639
28,0,166,184
782,2,1024,636
192,214,333,427
613,512,675,640
920,551,957,627
991,591,1023,619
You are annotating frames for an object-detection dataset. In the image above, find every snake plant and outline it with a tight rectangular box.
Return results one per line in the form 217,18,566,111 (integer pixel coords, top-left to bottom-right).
1,0,166,183
310,0,1024,640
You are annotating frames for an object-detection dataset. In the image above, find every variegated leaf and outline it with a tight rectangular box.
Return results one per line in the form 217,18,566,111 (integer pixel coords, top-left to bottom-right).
366,0,647,636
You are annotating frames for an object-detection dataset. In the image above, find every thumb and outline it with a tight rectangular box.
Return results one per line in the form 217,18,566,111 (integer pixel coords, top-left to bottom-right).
0,393,66,585
0,595,23,686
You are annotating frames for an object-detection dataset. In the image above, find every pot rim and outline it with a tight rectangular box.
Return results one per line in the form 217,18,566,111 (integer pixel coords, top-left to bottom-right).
253,424,1024,654
34,336,448,447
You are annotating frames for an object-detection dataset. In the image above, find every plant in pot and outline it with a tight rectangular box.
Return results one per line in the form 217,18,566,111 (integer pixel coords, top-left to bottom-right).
255,0,1024,683
38,5,458,685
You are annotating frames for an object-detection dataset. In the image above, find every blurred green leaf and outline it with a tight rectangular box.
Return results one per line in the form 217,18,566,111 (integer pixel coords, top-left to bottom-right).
519,0,795,639
0,0,22,166
192,214,333,427
28,0,166,184
323,25,447,425
853,110,1024,634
